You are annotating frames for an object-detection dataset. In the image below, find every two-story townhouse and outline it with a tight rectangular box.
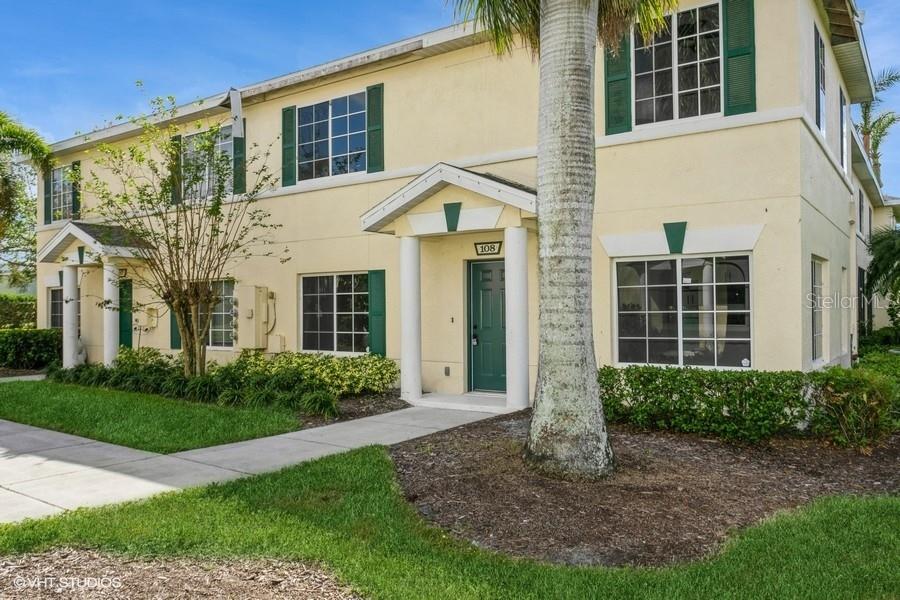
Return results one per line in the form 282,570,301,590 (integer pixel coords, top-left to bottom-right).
35,0,896,412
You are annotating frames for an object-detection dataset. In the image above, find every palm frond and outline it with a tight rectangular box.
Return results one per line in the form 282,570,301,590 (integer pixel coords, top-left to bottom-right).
869,110,900,162
452,0,677,55
874,67,900,95
0,110,51,173
867,227,900,296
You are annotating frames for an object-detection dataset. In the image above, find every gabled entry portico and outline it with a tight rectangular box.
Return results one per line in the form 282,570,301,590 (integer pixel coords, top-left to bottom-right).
362,163,537,410
37,222,146,368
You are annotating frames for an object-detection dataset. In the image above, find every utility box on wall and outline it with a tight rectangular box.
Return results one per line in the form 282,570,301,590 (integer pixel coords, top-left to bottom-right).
235,285,269,349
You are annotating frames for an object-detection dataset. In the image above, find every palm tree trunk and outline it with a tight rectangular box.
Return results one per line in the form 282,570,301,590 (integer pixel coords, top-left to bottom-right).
526,0,615,478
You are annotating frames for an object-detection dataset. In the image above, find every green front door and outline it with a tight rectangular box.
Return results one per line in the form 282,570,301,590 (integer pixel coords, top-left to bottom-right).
118,279,133,349
469,261,506,392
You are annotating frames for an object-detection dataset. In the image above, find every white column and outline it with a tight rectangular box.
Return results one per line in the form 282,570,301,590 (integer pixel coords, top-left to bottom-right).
504,226,530,409
400,236,422,401
102,262,120,366
62,265,79,368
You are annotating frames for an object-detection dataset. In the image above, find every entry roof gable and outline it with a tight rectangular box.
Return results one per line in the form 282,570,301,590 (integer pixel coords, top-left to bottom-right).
361,163,536,233
37,221,149,264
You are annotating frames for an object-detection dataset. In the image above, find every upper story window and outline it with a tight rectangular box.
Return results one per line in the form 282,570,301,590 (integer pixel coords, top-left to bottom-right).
182,125,233,199
50,166,74,221
634,3,721,126
814,27,826,135
839,90,847,171
297,92,366,182
858,190,864,234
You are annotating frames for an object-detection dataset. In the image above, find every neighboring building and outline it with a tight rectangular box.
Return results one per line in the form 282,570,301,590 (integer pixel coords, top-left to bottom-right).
0,273,35,296
36,0,898,411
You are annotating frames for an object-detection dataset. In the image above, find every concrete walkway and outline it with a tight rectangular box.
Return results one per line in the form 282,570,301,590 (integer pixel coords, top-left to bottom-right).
0,407,493,524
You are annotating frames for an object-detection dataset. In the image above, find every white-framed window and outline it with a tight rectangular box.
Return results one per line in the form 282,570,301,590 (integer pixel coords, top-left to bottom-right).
48,287,80,333
858,190,865,234
50,166,74,222
204,279,235,348
839,89,847,171
182,125,233,199
815,27,826,135
616,254,751,368
297,91,367,182
301,273,369,353
811,259,825,362
634,3,721,126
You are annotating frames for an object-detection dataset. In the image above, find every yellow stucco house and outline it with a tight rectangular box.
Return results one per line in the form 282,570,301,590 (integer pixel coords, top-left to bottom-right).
36,0,897,412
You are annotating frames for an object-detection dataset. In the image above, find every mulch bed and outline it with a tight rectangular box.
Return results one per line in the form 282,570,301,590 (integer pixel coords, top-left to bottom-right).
299,390,409,429
0,548,360,599
390,410,899,567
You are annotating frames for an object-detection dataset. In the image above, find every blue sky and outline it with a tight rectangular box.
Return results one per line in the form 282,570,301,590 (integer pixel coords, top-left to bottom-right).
1,0,897,193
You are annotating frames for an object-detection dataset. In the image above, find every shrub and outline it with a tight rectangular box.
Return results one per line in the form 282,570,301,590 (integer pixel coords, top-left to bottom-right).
0,294,36,329
599,364,896,447
0,328,62,369
809,367,895,447
598,366,809,443
299,389,339,418
47,347,399,414
859,327,899,355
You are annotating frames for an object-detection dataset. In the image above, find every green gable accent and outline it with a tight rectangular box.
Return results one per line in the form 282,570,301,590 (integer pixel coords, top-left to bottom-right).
232,119,246,194
58,271,63,287
443,202,462,232
169,307,181,350
663,222,688,254
366,84,384,173
70,161,81,219
723,0,756,116
281,106,296,186
605,36,632,135
43,170,52,224
367,269,386,356
77,246,85,264
170,135,182,204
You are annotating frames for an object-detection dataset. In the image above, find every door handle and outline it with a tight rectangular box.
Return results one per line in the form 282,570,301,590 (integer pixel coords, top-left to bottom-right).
471,334,479,347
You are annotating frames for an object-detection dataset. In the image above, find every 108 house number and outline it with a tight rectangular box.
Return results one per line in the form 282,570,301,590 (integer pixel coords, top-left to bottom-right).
474,241,502,256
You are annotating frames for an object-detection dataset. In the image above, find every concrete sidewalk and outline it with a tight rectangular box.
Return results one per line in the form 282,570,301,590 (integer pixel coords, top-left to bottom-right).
0,407,493,524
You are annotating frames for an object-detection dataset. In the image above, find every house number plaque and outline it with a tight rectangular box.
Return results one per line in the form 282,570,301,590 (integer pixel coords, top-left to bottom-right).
474,241,502,256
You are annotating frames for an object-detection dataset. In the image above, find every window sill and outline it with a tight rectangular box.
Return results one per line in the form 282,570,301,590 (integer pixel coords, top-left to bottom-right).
614,361,751,371
299,348,369,358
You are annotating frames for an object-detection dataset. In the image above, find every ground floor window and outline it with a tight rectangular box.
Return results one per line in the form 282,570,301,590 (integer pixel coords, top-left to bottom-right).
811,259,825,361
205,280,235,348
48,287,80,333
301,273,369,353
616,255,751,368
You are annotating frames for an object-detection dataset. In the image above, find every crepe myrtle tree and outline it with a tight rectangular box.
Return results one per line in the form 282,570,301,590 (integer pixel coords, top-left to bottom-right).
454,0,675,478
83,97,287,376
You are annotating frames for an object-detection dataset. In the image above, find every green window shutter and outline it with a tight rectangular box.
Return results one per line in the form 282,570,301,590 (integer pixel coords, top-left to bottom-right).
366,84,384,173
170,135,182,204
814,27,822,126
368,269,386,356
43,170,52,224
281,106,296,186
723,0,756,116
70,161,81,219
232,119,246,194
604,36,632,135
169,307,182,350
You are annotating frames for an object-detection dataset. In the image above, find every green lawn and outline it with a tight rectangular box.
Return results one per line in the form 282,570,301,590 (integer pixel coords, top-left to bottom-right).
0,447,896,599
0,381,299,453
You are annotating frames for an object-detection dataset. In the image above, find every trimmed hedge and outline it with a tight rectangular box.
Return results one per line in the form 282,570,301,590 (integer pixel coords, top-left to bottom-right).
0,328,62,370
49,348,399,418
0,294,36,329
598,364,896,447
